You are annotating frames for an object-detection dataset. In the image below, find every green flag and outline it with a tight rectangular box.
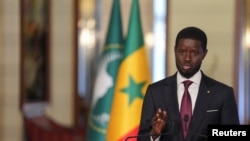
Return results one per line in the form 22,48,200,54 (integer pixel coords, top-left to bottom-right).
86,0,124,140
107,0,151,140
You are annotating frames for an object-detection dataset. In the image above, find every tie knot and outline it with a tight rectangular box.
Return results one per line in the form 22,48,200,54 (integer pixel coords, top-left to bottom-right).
183,80,193,88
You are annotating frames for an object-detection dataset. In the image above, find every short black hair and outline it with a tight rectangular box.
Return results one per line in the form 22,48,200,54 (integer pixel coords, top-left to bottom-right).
175,26,207,51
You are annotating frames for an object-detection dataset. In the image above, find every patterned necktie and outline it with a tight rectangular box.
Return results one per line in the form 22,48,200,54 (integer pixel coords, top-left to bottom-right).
180,80,193,140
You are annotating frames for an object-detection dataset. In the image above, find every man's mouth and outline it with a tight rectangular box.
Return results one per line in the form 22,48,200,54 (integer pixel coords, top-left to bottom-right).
183,65,191,70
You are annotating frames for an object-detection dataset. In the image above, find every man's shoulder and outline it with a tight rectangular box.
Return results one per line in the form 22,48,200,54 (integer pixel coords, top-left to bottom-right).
202,73,232,89
150,74,176,86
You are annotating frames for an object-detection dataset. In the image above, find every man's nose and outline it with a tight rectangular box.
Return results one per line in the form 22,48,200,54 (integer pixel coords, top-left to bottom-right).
184,53,192,61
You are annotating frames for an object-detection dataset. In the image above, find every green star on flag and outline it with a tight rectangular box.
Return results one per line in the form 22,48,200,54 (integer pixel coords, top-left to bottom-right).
121,75,145,106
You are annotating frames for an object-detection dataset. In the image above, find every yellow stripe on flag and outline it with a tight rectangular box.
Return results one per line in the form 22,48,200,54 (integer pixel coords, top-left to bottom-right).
107,46,151,141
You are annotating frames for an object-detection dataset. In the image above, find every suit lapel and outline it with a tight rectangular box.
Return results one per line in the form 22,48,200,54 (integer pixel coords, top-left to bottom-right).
162,74,180,121
162,74,184,141
189,74,215,132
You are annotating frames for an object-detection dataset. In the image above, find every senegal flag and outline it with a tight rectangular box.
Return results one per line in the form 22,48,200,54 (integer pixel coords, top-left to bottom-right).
107,0,151,140
86,0,124,140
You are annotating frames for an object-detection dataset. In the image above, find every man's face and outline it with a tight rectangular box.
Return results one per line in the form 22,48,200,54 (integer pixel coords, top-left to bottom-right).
175,38,207,78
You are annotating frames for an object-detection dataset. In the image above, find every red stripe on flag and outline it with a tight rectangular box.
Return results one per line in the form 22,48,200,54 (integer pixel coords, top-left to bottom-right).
119,126,139,141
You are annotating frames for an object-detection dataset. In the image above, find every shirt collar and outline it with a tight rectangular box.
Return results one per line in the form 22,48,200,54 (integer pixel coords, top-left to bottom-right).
177,70,202,85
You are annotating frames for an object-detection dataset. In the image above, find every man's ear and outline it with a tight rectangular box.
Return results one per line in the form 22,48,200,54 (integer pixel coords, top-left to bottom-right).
202,49,208,59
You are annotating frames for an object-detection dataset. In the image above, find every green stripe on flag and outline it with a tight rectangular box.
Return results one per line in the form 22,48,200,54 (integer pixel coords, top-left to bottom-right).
124,0,144,57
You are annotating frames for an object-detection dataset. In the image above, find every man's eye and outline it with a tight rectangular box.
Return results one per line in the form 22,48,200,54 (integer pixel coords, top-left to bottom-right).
191,51,199,56
179,50,186,55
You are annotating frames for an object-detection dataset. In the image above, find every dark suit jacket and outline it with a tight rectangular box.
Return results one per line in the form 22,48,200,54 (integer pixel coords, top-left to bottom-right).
138,71,239,141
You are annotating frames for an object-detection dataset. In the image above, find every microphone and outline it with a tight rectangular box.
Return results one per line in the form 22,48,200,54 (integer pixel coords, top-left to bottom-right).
125,121,175,141
184,114,208,139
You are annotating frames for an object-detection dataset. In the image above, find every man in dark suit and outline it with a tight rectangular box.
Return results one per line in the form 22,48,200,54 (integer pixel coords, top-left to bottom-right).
138,26,239,141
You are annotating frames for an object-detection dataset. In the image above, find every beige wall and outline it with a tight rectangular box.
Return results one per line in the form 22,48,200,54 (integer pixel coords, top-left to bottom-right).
0,0,3,138
167,0,235,87
0,0,22,141
45,0,75,126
